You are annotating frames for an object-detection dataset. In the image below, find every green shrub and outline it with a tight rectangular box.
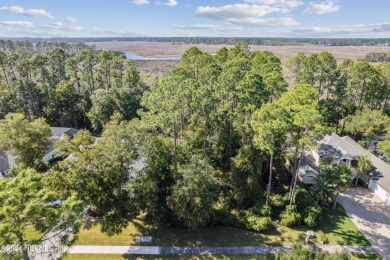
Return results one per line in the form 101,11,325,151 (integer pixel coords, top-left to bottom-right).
210,208,246,229
303,206,322,227
259,205,272,217
270,194,287,218
247,215,273,231
357,140,367,149
275,244,350,260
275,244,316,259
247,205,272,217
317,230,329,244
294,186,323,227
270,194,285,207
279,205,301,227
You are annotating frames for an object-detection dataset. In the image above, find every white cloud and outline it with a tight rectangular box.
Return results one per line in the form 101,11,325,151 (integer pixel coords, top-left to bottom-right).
164,0,178,6
285,22,390,37
52,21,63,27
173,24,243,31
244,0,303,8
0,20,34,28
65,16,78,23
304,1,340,15
72,26,85,32
228,17,299,26
133,0,150,5
195,4,297,27
0,6,54,19
175,30,193,36
0,22,149,37
196,4,288,20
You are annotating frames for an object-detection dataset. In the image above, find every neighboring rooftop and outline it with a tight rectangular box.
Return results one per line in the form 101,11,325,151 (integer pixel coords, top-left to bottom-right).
50,127,79,141
0,127,79,173
319,133,390,193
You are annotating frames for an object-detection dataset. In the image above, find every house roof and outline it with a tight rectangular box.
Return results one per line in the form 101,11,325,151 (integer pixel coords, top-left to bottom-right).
299,151,318,173
0,151,9,173
319,133,390,193
50,127,79,141
0,127,79,172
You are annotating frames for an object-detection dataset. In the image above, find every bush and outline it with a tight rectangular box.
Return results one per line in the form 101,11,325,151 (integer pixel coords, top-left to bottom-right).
259,205,272,217
210,208,246,229
247,205,272,217
317,230,329,244
279,205,301,227
275,244,316,259
303,206,322,227
357,140,367,149
294,186,323,227
275,244,350,260
270,194,285,207
247,215,273,231
270,194,287,218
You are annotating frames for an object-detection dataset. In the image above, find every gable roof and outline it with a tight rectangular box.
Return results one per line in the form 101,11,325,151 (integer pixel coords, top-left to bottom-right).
319,133,390,193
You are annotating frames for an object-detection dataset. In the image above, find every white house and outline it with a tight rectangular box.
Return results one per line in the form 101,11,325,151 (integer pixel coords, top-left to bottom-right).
295,133,390,205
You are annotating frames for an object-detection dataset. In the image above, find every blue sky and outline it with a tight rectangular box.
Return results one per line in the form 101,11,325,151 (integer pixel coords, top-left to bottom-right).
0,0,389,38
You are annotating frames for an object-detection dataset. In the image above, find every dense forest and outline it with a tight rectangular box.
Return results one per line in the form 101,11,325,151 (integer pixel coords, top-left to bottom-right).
365,51,390,62
3,37,390,46
0,40,91,54
1,41,390,259
0,42,145,130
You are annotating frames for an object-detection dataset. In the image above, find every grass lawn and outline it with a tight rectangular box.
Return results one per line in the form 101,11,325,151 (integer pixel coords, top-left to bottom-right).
65,254,381,260
316,210,370,246
76,209,369,247
65,254,275,260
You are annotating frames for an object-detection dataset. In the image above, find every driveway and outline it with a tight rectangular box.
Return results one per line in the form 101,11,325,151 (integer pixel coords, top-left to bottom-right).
338,187,390,260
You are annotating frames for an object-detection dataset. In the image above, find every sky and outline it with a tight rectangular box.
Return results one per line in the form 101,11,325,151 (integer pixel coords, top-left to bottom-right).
0,0,389,38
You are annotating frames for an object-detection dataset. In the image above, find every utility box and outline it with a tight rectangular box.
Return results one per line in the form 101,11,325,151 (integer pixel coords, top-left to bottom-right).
307,230,315,239
135,236,153,243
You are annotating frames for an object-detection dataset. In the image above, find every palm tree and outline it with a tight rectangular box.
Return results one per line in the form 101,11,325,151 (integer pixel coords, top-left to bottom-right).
355,155,372,185
333,166,353,209
312,169,334,205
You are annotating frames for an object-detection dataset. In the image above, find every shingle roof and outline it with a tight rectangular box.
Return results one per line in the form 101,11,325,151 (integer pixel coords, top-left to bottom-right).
320,133,390,193
50,127,79,140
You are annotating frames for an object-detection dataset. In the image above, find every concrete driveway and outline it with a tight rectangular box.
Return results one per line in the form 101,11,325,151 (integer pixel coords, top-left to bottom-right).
338,187,390,260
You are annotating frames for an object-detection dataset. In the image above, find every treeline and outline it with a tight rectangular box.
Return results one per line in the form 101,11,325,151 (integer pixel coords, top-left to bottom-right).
365,51,390,62
0,47,145,130
3,37,390,46
0,40,91,54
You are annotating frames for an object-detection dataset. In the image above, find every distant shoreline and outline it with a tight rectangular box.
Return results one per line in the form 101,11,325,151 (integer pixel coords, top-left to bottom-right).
1,37,390,47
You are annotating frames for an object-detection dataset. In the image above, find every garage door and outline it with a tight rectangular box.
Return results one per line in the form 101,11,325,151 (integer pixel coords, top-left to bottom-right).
369,180,390,204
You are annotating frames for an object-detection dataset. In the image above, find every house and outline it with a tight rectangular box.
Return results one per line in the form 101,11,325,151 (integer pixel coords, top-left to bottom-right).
0,127,79,176
295,133,390,205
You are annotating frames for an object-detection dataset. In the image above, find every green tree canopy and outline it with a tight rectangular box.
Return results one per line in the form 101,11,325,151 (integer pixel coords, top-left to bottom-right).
0,168,82,260
0,113,51,168
168,156,218,230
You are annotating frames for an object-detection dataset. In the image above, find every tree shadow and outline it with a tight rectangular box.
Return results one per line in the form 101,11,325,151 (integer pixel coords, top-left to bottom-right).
81,218,100,230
